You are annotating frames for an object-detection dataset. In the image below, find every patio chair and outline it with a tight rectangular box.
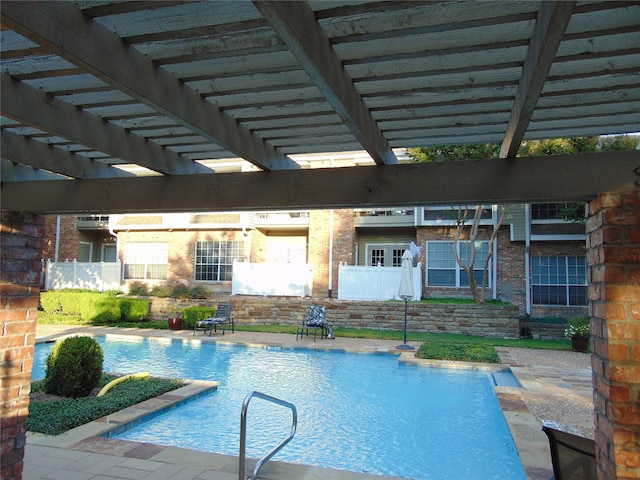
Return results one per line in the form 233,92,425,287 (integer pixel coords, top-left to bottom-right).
542,425,597,480
193,302,234,336
296,305,335,341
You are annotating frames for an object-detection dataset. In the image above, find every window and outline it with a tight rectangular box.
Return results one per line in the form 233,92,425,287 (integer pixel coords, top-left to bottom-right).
195,241,244,282
531,203,561,220
102,244,117,262
531,256,587,306
426,241,490,287
531,203,585,221
78,242,93,262
366,245,405,267
123,242,168,280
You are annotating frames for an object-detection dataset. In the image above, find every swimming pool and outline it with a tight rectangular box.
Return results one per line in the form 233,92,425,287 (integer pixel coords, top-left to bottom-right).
33,336,526,480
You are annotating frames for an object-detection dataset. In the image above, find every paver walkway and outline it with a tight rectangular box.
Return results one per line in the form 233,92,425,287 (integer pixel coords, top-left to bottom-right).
23,326,595,480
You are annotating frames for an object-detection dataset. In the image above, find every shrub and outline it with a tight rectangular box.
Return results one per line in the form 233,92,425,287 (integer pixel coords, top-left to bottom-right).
39,290,150,323
29,374,184,435
150,284,172,297
416,341,500,363
39,291,64,312
182,306,217,329
118,298,150,321
187,286,210,299
170,284,210,299
44,336,104,398
128,281,149,296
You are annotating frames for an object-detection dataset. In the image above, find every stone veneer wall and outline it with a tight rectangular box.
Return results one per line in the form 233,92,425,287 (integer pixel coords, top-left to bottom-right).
150,297,521,338
518,320,567,340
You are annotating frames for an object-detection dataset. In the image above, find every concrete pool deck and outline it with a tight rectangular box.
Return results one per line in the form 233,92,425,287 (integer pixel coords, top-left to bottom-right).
24,325,594,480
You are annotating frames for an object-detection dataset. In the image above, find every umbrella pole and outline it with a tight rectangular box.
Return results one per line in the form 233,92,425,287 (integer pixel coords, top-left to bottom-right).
396,296,415,350
403,298,408,344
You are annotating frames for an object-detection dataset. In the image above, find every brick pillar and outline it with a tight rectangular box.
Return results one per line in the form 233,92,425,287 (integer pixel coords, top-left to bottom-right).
587,192,640,480
1,211,44,480
308,210,331,297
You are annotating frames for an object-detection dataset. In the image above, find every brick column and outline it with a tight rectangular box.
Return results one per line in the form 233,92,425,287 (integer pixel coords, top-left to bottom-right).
1,211,44,480
587,192,640,480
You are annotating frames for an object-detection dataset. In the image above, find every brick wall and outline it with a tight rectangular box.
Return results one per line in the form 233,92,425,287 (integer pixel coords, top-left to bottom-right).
330,209,356,297
496,229,527,312
587,191,640,480
151,296,521,338
1,211,44,480
118,230,247,295
42,215,79,261
308,210,331,296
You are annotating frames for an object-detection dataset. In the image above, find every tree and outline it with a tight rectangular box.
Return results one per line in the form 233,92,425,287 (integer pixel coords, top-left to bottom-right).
452,205,507,304
407,134,639,303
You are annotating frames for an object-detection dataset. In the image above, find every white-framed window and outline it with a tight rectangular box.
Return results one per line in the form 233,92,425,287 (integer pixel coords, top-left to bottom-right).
426,241,490,287
123,242,168,280
366,244,405,267
195,240,244,282
531,256,587,306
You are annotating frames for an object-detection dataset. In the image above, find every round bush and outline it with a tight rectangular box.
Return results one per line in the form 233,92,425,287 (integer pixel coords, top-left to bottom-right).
44,336,104,398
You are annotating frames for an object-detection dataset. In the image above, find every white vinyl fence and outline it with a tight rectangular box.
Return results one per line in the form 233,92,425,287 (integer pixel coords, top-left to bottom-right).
44,260,121,291
232,261,313,297
338,263,422,301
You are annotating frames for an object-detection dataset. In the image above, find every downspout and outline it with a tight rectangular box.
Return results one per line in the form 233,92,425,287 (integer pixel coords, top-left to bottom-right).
524,204,531,316
327,158,334,298
54,215,61,262
108,215,121,283
492,205,498,300
328,209,334,298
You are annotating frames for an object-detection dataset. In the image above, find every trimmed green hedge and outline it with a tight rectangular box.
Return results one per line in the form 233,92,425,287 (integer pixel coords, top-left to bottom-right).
182,306,217,329
40,290,149,322
416,341,500,363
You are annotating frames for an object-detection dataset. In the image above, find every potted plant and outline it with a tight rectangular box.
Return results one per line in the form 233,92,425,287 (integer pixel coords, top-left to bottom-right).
168,304,183,330
564,317,590,352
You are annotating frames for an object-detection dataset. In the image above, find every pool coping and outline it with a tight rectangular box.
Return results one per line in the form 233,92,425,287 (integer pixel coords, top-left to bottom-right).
29,328,553,480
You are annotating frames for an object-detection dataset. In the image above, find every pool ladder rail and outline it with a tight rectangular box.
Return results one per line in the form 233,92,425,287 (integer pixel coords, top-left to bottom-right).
239,391,298,480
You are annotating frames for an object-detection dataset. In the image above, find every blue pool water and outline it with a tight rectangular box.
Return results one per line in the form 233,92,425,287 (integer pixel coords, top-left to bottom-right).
33,336,526,480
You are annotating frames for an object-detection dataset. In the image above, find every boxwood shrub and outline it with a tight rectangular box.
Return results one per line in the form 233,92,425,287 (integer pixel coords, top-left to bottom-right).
40,290,150,323
182,306,217,330
44,336,104,398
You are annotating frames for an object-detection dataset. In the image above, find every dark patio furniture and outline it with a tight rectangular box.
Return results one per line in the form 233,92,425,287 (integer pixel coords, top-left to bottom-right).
193,302,234,336
542,425,597,480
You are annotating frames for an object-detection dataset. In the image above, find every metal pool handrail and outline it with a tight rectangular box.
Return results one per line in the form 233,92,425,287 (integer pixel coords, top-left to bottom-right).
239,390,297,480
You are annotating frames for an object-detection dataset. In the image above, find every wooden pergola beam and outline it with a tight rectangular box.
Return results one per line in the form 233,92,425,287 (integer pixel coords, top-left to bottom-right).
500,0,576,158
254,0,397,166
0,1,298,171
3,151,637,214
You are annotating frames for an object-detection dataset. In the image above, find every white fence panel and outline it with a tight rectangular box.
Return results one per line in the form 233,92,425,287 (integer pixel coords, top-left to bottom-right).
338,263,422,301
232,261,312,297
45,260,121,291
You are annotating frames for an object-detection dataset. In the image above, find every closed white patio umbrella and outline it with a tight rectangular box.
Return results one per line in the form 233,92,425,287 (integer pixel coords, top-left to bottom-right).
397,250,415,350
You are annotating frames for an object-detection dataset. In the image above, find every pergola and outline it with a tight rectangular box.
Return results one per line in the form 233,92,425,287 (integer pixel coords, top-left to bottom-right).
1,1,639,212
1,2,639,479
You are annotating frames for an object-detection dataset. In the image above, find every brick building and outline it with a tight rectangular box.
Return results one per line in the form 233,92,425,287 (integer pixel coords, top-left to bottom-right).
42,201,589,320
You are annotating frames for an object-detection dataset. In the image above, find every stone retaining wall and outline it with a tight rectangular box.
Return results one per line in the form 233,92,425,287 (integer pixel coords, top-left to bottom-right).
518,321,566,340
150,296,521,339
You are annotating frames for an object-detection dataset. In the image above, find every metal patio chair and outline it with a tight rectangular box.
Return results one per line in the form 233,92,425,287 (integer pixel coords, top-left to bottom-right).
296,304,335,341
193,302,234,336
542,425,597,480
